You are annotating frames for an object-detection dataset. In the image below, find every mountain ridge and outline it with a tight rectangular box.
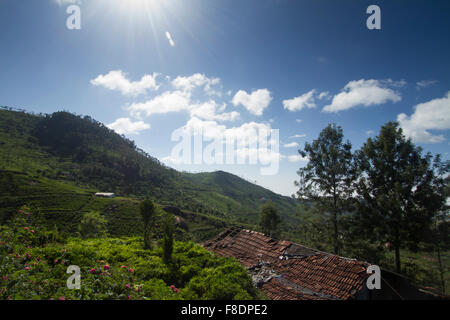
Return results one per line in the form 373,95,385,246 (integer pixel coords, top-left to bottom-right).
0,107,302,227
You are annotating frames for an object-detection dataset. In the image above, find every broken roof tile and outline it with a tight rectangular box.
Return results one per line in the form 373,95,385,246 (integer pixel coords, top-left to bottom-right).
203,227,370,300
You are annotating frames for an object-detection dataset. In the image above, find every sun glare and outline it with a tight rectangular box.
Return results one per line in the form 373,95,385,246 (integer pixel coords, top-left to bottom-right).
117,0,163,12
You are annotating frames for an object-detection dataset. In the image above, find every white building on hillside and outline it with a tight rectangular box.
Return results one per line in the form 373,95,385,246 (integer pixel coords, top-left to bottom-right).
94,192,115,198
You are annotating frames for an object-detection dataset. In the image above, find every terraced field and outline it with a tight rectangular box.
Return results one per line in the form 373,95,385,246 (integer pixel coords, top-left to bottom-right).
0,170,241,241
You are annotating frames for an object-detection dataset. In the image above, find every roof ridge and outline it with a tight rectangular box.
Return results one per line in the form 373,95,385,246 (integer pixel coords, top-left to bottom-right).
241,228,372,265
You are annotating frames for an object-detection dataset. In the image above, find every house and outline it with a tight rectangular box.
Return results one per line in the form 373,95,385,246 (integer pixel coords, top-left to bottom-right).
203,228,446,300
94,192,115,198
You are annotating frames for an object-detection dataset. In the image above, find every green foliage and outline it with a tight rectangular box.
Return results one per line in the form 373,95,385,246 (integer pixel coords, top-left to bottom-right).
292,122,450,293
295,123,354,254
354,121,449,273
0,209,261,300
0,170,92,229
140,199,155,226
0,170,238,243
162,214,174,264
140,199,156,249
186,262,257,300
295,204,333,252
382,246,450,295
185,170,302,227
258,201,281,237
78,211,108,239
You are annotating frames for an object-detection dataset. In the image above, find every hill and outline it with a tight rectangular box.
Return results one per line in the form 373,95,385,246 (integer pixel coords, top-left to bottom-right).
0,107,303,237
185,171,301,224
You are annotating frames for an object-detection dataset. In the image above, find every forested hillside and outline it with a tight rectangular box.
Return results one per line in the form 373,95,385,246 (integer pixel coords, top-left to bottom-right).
0,108,302,233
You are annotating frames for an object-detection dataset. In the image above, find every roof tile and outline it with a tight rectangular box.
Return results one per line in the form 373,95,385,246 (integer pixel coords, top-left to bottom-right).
203,228,369,300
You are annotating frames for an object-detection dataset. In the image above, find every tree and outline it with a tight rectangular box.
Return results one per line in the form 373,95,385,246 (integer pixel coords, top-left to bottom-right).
259,201,281,237
426,173,450,293
162,213,174,264
433,218,450,293
294,123,354,254
296,203,331,251
140,198,156,249
354,122,449,274
78,211,108,239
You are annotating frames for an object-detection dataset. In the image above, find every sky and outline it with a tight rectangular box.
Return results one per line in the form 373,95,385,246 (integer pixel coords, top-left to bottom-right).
0,0,449,196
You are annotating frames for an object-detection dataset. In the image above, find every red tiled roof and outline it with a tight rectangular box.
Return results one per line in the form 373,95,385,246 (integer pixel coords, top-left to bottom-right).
203,228,370,300
203,228,290,267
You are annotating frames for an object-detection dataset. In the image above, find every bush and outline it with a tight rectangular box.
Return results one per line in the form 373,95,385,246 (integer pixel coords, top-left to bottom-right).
162,214,174,264
0,209,260,300
78,211,108,239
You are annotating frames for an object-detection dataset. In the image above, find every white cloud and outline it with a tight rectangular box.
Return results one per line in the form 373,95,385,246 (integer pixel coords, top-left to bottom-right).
127,90,191,118
295,119,303,124
165,31,175,47
283,90,317,112
397,91,450,143
180,117,281,165
107,118,150,135
91,70,159,96
54,0,81,6
323,79,402,113
384,79,407,88
189,101,240,122
127,90,238,122
287,155,308,163
289,134,307,139
366,130,375,136
183,117,226,139
283,142,299,148
232,89,272,116
91,71,248,123
416,80,436,90
318,91,330,100
184,117,273,145
172,73,221,95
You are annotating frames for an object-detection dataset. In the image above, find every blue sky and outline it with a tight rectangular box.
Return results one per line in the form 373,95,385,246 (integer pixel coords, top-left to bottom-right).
0,0,449,196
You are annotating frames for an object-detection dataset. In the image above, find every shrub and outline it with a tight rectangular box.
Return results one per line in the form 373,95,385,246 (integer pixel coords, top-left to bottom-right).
0,209,260,300
78,211,108,239
162,213,174,264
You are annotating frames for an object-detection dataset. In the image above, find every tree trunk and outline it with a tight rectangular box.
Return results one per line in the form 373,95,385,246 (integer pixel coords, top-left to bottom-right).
395,245,401,274
333,213,339,254
143,226,150,249
332,191,339,255
393,225,401,274
437,244,446,293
